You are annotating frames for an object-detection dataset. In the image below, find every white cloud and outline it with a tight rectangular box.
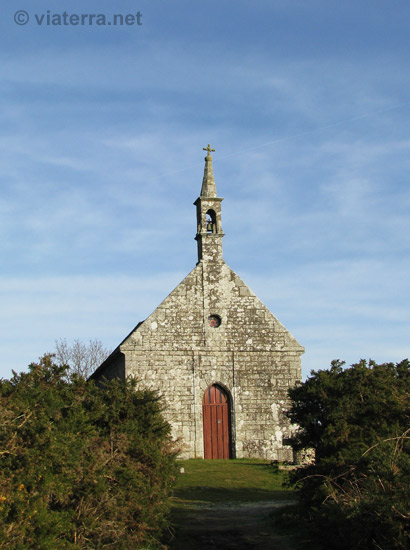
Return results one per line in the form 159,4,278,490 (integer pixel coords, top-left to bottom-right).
0,0,409,382
0,272,187,376
244,256,410,378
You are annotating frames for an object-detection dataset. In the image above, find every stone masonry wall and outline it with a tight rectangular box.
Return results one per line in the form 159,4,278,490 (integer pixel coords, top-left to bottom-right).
112,259,304,460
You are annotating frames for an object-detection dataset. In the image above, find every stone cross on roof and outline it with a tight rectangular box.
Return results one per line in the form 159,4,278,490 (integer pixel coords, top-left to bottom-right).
203,144,215,157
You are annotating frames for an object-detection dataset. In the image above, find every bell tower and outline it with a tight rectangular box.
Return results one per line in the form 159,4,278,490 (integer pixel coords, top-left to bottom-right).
194,144,224,263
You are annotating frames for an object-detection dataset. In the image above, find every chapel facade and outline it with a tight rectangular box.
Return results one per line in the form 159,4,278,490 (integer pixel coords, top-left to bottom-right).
92,146,304,460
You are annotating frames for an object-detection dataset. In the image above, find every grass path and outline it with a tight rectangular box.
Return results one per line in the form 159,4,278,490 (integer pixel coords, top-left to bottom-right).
167,459,297,550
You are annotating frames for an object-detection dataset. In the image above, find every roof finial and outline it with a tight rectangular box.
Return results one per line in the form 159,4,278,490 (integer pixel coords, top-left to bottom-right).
203,144,215,157
200,144,217,197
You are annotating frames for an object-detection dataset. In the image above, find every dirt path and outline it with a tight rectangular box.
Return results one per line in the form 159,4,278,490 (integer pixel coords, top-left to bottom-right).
169,499,297,550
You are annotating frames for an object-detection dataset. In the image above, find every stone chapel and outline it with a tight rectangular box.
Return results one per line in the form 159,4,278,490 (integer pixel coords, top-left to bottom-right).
92,145,304,460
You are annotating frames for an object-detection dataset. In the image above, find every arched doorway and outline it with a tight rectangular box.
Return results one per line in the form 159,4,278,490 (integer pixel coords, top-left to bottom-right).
202,385,231,459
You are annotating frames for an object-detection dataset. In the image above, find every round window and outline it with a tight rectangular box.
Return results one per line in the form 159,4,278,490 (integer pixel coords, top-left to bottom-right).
208,315,221,328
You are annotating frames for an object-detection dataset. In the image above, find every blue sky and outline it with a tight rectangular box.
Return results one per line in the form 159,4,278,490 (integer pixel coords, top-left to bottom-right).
1,0,409,379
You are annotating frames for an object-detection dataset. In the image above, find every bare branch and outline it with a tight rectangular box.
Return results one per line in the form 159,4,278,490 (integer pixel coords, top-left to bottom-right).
55,338,111,379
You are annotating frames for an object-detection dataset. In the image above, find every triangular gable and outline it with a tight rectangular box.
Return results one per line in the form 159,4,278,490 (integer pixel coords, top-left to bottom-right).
119,261,304,354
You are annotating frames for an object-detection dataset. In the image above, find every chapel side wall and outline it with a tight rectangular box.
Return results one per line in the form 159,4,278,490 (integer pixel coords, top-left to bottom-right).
93,352,126,382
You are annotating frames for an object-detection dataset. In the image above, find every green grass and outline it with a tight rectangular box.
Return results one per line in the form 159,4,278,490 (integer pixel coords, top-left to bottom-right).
166,460,298,549
167,460,326,550
172,458,293,505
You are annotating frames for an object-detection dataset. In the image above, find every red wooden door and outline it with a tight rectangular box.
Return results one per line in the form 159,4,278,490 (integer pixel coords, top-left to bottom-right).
203,385,230,459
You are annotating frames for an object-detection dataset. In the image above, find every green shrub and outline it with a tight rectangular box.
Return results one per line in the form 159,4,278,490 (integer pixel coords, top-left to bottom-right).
287,359,410,550
0,355,178,549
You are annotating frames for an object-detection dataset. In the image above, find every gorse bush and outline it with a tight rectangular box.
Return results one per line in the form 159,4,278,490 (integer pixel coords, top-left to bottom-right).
287,359,410,550
0,355,178,549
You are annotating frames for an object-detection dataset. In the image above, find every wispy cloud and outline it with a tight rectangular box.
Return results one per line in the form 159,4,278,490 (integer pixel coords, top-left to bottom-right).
0,0,409,378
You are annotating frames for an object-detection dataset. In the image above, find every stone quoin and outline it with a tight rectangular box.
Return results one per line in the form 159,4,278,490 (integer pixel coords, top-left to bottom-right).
91,146,304,460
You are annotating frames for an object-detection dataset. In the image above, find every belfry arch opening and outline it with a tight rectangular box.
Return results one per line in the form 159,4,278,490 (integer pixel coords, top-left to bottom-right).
202,384,231,459
206,209,217,233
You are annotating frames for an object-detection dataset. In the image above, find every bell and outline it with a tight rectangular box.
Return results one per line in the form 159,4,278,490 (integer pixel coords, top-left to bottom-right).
206,221,213,232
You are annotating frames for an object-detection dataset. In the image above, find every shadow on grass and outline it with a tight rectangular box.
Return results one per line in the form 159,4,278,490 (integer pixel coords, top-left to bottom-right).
230,462,277,470
272,504,326,550
172,485,294,505
168,461,298,550
167,490,298,550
